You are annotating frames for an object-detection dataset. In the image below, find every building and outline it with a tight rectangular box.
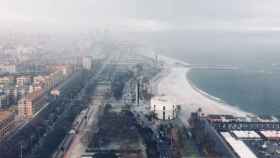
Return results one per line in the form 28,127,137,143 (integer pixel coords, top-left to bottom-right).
82,56,92,70
18,90,45,119
0,76,14,85
33,75,45,85
113,52,153,71
35,69,66,91
16,76,32,87
18,98,33,119
0,93,7,108
17,87,26,100
189,110,280,158
151,96,177,120
5,87,18,105
0,111,15,140
0,64,16,74
54,65,73,76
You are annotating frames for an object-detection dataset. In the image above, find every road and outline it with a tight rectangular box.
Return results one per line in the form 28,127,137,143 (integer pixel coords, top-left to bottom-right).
64,87,107,158
53,54,116,158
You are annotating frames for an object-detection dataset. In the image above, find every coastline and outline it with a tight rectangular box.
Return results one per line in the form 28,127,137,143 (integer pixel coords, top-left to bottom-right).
186,69,226,104
185,68,250,115
152,55,250,122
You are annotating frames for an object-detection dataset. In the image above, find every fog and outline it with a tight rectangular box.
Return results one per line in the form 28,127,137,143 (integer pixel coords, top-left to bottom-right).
129,30,280,66
2,0,280,32
2,0,280,65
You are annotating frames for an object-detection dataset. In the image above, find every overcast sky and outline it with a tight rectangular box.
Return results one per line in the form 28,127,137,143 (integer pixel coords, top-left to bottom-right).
1,0,280,32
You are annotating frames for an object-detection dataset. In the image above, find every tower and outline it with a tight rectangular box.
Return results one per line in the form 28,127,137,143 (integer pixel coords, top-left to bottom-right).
135,80,140,106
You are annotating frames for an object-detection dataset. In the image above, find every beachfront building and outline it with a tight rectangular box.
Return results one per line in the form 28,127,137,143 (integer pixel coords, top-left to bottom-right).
151,96,177,120
189,110,280,158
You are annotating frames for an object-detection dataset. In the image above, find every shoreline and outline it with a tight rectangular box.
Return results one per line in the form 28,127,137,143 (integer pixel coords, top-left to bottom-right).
185,68,251,116
186,69,226,104
153,55,250,121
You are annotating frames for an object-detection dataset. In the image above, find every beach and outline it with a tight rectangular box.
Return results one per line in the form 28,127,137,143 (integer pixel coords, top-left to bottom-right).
153,55,249,124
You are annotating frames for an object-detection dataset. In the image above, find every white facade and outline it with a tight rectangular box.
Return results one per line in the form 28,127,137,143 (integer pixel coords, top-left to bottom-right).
151,96,177,120
82,56,92,70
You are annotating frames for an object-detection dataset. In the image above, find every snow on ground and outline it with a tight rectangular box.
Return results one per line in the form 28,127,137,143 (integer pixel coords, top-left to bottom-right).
154,56,250,124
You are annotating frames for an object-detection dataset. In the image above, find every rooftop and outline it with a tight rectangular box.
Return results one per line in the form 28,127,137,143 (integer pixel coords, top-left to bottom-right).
206,114,279,123
0,111,13,122
260,131,280,140
221,132,257,158
232,130,261,139
151,95,176,104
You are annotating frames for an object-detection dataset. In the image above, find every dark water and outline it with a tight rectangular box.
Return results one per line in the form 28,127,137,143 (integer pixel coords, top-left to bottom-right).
188,69,280,116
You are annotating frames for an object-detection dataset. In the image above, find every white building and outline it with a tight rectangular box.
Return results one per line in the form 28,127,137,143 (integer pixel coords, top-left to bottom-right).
151,96,177,120
82,56,92,70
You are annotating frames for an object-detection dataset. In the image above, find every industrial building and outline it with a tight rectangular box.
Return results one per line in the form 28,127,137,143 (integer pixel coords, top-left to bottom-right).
189,110,280,158
151,96,177,120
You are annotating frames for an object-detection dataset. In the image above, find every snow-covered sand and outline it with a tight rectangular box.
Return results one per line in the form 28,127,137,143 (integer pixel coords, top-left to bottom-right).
154,55,250,122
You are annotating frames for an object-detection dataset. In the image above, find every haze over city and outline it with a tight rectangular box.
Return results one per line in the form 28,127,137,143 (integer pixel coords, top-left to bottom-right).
1,1,280,158
1,0,280,32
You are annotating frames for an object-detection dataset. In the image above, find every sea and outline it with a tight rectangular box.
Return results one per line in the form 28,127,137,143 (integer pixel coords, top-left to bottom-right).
169,50,280,117
155,49,280,116
132,30,280,117
188,68,280,117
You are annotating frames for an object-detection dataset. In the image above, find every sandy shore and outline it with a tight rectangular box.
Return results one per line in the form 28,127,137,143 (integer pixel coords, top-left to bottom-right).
153,55,249,124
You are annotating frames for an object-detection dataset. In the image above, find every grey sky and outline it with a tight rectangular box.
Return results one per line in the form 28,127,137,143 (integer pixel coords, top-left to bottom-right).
1,0,280,32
